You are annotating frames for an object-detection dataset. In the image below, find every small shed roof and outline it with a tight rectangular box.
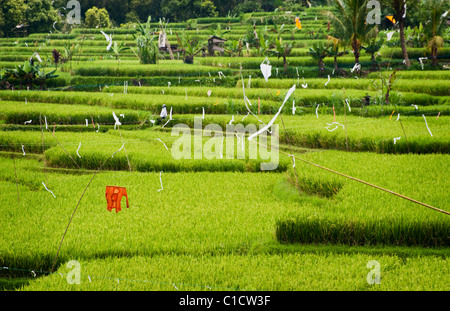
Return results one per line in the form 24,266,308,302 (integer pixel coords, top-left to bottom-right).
208,36,227,44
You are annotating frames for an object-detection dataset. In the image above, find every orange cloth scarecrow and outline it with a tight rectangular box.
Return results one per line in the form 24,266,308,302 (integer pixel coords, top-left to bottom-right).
105,186,129,213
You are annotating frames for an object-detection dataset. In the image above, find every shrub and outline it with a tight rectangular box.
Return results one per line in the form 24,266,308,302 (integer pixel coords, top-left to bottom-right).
85,6,111,28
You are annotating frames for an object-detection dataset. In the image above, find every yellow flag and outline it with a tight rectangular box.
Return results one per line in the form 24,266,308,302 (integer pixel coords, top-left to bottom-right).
386,15,396,24
295,17,302,29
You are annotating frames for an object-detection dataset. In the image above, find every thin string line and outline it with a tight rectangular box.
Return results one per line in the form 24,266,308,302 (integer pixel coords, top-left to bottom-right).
248,138,449,216
51,143,125,272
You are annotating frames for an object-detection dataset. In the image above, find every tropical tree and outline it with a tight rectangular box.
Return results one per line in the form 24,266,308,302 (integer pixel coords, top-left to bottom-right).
85,6,111,28
270,36,293,73
326,35,348,74
381,0,415,67
133,16,161,64
2,60,58,89
225,39,244,57
325,0,378,73
110,41,130,60
269,20,289,38
176,30,203,64
24,0,59,34
62,41,79,73
362,38,384,71
308,42,328,74
255,25,273,57
422,0,449,66
404,24,425,47
210,23,229,37
0,0,27,37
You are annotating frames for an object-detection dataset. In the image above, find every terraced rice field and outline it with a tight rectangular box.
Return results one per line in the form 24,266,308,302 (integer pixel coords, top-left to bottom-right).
0,6,448,293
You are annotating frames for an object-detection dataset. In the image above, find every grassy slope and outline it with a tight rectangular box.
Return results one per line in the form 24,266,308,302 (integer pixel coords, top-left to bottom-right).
1,7,449,291
0,149,448,290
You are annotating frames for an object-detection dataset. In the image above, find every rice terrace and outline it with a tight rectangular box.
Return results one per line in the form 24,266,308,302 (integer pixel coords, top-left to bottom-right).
0,0,449,296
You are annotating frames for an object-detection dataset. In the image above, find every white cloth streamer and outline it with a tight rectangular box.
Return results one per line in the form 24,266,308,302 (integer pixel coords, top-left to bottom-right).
156,138,168,150
42,182,56,198
422,114,433,136
76,142,82,158
248,84,296,141
112,111,122,129
157,171,164,192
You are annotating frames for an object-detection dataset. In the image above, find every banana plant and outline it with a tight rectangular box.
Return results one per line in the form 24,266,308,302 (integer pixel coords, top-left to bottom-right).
110,41,130,60
176,30,203,64
270,21,289,38
362,38,385,71
270,36,293,73
307,42,328,73
62,41,79,74
225,39,243,57
326,35,348,74
2,60,58,89
210,23,229,38
63,42,79,61
133,16,162,64
256,28,273,57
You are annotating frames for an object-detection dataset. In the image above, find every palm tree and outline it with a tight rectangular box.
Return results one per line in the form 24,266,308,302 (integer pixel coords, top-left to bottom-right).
422,0,449,66
381,0,414,67
325,0,378,74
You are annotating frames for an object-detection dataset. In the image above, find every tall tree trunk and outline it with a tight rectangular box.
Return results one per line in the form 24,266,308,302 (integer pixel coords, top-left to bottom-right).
283,55,287,73
371,53,378,71
399,17,411,67
319,58,325,74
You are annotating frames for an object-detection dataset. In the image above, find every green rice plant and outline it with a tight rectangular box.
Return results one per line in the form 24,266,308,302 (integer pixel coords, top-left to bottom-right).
366,70,450,80
67,62,233,77
286,168,344,198
275,150,450,247
0,151,448,286
239,77,450,96
0,101,146,126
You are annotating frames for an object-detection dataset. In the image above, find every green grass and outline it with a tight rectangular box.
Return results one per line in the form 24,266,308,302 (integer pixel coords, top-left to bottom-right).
11,252,449,291
1,13,449,291
0,128,290,173
0,152,448,290
276,150,449,247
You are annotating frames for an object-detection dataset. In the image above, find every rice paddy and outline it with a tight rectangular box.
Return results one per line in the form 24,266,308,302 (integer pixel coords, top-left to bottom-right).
0,4,449,293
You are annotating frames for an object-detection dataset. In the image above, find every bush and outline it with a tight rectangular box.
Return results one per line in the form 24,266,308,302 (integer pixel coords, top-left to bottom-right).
85,7,111,28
